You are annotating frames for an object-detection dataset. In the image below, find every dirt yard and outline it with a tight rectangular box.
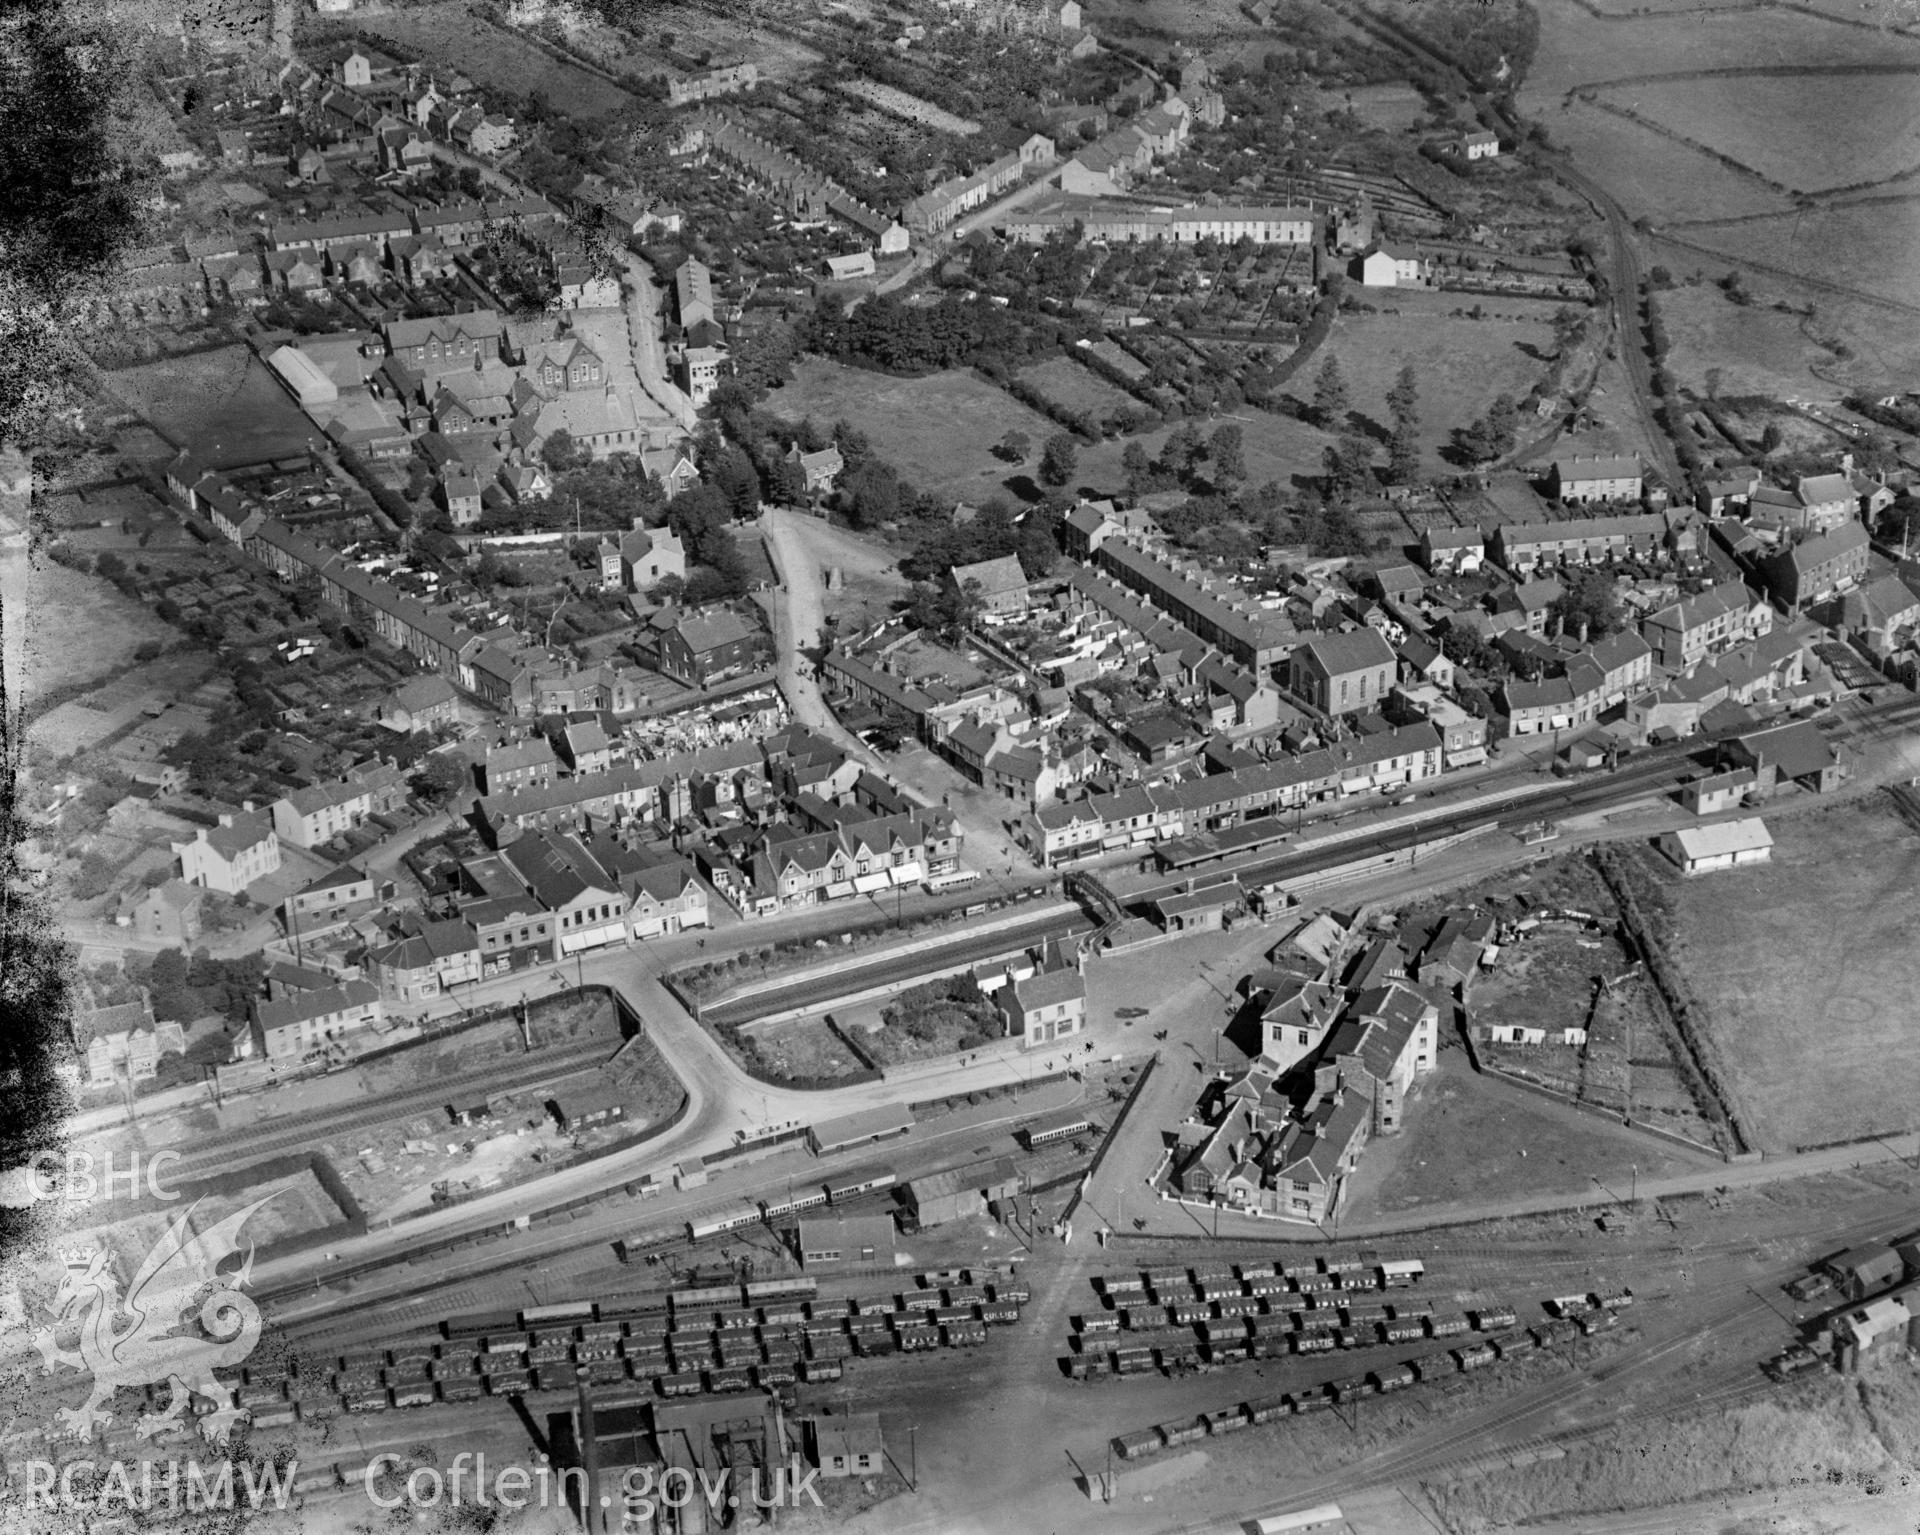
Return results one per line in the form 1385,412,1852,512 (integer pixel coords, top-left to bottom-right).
1345,1051,1709,1218
1659,795,1920,1153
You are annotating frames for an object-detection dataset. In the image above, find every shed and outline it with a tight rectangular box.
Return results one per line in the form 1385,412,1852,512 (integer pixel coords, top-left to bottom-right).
807,1103,914,1156
1658,817,1772,874
904,1156,1020,1229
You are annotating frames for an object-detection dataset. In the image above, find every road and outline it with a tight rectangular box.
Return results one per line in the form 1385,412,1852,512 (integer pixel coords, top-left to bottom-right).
618,249,697,433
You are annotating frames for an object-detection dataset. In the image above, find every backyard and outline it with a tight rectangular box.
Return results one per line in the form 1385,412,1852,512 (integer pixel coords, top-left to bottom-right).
1657,796,1920,1154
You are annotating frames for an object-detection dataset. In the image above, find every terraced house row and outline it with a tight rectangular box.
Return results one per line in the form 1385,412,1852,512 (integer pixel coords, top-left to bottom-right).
1024,722,1442,866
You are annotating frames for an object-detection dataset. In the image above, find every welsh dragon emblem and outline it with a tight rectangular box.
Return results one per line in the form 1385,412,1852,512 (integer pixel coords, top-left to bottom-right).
33,1197,272,1445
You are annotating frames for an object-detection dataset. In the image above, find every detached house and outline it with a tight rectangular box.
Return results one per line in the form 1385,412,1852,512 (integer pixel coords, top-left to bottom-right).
996,945,1087,1048
172,808,282,893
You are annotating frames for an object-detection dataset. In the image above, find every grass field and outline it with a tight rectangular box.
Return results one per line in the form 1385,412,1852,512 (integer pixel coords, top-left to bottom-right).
1660,797,1920,1154
1524,0,1920,99
770,358,1058,501
1656,279,1853,398
1676,201,1920,314
339,2,639,116
1606,73,1920,193
1017,355,1136,418
1337,81,1428,132
103,347,317,464
5,556,180,721
1543,100,1790,224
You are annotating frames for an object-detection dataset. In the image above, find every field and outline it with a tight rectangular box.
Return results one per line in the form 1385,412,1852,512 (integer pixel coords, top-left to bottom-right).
771,358,1058,501
1650,275,1920,399
1660,796,1920,1154
1426,1377,1894,1529
337,2,640,116
1016,355,1136,418
1603,74,1920,194
102,347,318,465
1673,200,1920,315
5,556,182,724
1542,99,1789,224
1336,81,1428,133
1524,0,1920,100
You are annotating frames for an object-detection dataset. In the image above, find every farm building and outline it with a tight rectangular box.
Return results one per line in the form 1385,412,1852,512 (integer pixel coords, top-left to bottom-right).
1658,817,1772,875
807,1104,914,1156
794,1215,897,1273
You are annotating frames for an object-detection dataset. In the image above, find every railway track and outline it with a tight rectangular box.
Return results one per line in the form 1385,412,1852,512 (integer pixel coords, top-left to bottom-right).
128,1040,614,1179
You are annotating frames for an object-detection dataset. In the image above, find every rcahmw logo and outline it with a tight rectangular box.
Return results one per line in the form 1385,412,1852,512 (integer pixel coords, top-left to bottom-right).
34,1197,272,1445
14,1458,298,1513
363,1454,824,1514
0,1149,183,1207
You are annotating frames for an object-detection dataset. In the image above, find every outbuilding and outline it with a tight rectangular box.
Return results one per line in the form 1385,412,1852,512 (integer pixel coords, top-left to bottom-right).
1658,817,1772,874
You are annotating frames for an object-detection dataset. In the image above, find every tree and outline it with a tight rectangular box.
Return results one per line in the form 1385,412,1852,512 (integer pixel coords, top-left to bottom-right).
1121,440,1151,494
1039,432,1079,488
843,461,900,529
1387,422,1421,486
1157,420,1203,481
1205,422,1251,484
147,948,192,1021
994,429,1031,464
1311,354,1349,427
541,430,583,473
411,752,471,804
1455,394,1519,463
1386,364,1419,433
1549,568,1625,638
1323,433,1375,500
